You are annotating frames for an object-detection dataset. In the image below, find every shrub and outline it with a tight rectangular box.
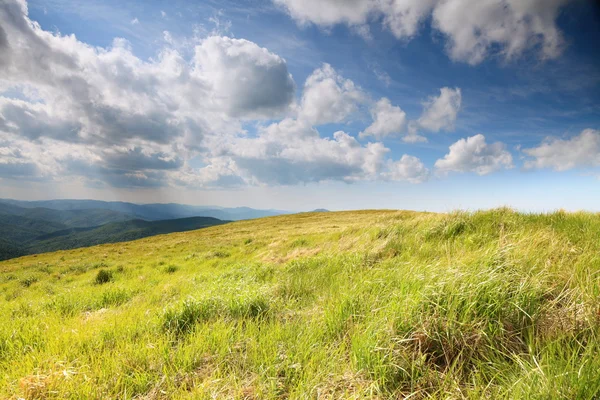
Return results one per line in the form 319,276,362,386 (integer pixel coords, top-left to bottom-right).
95,269,113,285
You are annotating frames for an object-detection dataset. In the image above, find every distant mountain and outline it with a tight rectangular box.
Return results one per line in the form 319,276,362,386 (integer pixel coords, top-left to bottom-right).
26,217,228,255
0,214,67,244
0,199,290,221
0,198,292,261
312,209,330,212
0,237,25,260
0,215,228,261
0,202,136,228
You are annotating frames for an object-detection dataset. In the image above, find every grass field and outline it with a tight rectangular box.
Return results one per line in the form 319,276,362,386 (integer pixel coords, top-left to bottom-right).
1,209,599,399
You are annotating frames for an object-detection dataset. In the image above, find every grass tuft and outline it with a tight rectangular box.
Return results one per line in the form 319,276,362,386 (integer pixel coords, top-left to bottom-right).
94,269,113,285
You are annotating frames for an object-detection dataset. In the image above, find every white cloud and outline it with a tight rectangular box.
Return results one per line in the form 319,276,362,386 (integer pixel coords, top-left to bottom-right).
378,0,437,39
160,10,167,18
194,36,296,118
432,0,570,64
172,157,244,188
212,116,431,185
360,97,406,140
274,0,573,64
130,17,139,25
417,87,462,133
272,0,373,28
1,0,403,190
220,118,390,184
0,0,297,188
299,63,365,125
403,130,428,143
435,134,513,175
522,129,600,171
0,0,525,191
383,155,429,183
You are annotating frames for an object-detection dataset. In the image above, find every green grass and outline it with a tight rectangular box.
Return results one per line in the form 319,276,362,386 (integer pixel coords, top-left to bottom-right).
0,209,599,399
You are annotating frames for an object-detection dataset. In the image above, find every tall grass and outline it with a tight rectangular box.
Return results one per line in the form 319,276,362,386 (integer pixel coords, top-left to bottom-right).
0,209,599,399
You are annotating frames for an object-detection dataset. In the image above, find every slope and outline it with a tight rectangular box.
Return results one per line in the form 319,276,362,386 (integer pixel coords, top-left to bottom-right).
0,213,67,242
26,216,229,254
0,209,599,399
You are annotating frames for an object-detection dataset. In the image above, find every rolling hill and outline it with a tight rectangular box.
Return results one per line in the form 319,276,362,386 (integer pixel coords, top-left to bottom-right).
0,214,67,244
1,209,599,399
0,203,144,260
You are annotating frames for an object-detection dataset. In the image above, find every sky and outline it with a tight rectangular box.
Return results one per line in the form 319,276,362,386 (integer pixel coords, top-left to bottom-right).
0,0,599,212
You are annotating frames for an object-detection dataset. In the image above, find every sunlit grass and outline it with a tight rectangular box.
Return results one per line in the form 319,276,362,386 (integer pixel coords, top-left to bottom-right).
0,209,599,399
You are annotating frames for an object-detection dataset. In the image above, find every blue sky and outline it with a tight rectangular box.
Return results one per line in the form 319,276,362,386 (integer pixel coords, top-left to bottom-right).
1,0,600,211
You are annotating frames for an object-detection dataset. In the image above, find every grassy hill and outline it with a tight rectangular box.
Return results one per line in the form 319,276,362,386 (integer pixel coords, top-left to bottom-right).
0,209,599,399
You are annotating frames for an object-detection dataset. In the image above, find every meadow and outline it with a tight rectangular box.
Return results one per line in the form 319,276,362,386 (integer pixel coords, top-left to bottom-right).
0,209,599,399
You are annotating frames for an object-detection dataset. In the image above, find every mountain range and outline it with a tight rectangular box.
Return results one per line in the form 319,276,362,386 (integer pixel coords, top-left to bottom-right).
0,199,290,221
0,199,292,260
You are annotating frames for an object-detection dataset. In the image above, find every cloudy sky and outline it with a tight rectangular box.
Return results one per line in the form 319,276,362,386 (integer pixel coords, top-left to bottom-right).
1,0,599,211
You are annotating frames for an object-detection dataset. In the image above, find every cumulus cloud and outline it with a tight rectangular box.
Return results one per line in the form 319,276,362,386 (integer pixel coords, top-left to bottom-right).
274,0,573,64
435,134,513,175
522,129,600,171
272,0,373,28
220,118,390,184
378,0,437,39
432,0,570,64
360,98,406,140
402,87,461,142
0,0,434,189
416,87,462,133
0,130,182,187
0,0,297,187
299,63,365,125
383,155,429,183
194,36,295,118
